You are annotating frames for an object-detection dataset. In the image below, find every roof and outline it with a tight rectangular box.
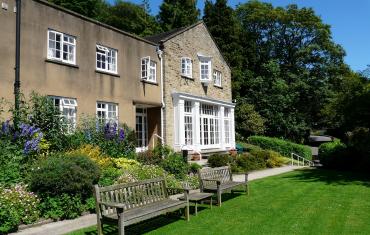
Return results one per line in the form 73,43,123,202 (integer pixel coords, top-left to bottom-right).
145,21,204,43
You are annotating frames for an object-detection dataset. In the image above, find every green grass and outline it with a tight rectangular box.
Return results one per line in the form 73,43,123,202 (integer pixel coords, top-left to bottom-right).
69,169,370,235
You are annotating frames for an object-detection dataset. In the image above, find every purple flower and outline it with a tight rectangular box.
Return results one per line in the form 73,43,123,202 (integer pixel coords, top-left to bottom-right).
119,128,125,141
1,120,10,135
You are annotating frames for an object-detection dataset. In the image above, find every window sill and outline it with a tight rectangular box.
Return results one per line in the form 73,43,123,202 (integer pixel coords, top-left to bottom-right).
181,75,194,80
214,84,223,89
45,59,79,68
95,69,120,77
141,79,158,86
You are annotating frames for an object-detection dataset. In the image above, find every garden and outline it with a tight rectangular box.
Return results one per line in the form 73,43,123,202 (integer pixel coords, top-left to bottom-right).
0,93,314,234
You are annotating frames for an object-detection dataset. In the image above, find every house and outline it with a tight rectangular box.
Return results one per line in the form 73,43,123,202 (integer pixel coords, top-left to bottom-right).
0,0,235,156
146,22,235,157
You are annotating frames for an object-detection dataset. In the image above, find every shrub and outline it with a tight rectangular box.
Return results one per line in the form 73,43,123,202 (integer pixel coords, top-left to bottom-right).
236,153,266,172
68,144,114,168
318,140,349,170
248,136,312,159
208,154,232,168
137,149,163,165
189,163,202,174
0,138,23,186
98,166,122,187
0,184,40,233
28,154,100,198
160,153,189,179
115,164,166,184
39,194,87,220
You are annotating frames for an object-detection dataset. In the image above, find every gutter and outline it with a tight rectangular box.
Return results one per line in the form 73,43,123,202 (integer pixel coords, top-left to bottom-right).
156,45,165,145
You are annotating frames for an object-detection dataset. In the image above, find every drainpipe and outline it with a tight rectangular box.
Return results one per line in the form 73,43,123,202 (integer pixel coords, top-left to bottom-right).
14,0,21,128
156,45,165,145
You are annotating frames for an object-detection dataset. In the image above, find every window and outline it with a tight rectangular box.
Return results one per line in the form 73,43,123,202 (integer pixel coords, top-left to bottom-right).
200,104,220,146
136,108,148,148
213,70,222,87
184,101,193,145
181,57,192,78
199,59,212,82
141,57,156,82
96,45,117,73
224,108,231,144
50,96,77,133
48,30,76,64
96,102,118,124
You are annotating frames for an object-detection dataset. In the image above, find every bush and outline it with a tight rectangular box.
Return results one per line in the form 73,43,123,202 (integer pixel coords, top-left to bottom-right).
160,153,189,179
68,144,114,168
98,166,122,187
189,163,202,174
248,136,312,159
28,154,100,198
208,154,232,168
0,184,40,233
137,149,163,165
236,153,266,172
0,138,23,186
39,194,87,220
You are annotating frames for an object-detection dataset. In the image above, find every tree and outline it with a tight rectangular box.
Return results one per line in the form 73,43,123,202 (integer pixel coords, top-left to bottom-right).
101,1,161,37
232,1,348,141
158,0,200,31
47,0,106,19
235,102,265,139
359,65,370,79
203,0,244,94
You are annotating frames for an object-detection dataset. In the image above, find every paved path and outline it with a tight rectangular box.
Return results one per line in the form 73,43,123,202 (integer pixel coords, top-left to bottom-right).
12,165,305,235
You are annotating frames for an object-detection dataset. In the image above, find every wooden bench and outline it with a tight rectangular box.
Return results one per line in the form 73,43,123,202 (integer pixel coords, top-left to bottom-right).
94,177,189,235
198,166,249,206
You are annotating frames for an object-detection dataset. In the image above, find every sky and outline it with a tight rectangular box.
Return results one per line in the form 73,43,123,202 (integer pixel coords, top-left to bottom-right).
109,0,370,71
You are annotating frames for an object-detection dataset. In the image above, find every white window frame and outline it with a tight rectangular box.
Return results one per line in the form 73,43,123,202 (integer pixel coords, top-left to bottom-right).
224,108,231,145
213,70,222,87
96,102,118,124
141,57,156,83
136,108,148,152
50,96,77,133
184,101,193,145
96,45,118,74
199,58,212,82
47,29,76,64
200,103,220,148
181,57,192,78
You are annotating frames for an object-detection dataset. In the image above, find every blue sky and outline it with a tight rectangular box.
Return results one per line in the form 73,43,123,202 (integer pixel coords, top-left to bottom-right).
109,0,370,71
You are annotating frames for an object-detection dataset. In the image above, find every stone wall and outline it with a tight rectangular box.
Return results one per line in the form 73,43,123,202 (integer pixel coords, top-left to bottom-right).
162,22,232,147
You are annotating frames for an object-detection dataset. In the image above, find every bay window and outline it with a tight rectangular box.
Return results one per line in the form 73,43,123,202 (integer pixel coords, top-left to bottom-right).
47,29,76,64
184,101,193,145
200,104,220,146
224,108,231,145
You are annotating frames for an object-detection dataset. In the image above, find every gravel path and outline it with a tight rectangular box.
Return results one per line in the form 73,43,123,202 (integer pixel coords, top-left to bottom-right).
12,165,306,235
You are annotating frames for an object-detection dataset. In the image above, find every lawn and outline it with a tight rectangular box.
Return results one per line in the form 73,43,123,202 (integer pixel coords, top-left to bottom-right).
69,169,370,235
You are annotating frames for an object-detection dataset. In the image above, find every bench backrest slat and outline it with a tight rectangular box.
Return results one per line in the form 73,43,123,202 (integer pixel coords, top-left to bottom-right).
198,166,232,189
95,177,168,215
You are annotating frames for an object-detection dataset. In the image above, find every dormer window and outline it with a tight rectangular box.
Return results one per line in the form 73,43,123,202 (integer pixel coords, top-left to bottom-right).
181,57,192,78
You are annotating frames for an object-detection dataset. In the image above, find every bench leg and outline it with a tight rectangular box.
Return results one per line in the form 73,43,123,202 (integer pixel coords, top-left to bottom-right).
217,191,222,207
185,202,190,221
195,202,198,216
97,218,103,235
246,184,249,196
210,197,213,209
118,212,125,235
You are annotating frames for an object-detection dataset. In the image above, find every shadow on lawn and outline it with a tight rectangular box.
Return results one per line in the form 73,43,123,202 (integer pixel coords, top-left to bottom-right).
283,168,370,187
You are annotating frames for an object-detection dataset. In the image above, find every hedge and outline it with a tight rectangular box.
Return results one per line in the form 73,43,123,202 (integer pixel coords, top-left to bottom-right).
247,136,312,159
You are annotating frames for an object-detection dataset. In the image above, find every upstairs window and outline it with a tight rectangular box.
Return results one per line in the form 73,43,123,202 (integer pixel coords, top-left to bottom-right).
199,58,212,82
181,57,192,78
50,96,77,133
96,102,118,124
96,45,117,74
141,57,156,83
47,29,76,64
213,70,222,87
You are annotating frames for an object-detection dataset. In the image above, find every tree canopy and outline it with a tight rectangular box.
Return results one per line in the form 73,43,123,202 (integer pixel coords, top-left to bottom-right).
157,0,200,31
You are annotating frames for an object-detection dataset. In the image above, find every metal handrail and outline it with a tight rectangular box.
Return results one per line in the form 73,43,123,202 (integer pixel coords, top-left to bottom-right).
291,153,314,167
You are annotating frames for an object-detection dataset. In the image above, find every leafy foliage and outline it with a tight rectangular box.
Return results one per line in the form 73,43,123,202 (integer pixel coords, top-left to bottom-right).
248,136,312,159
0,184,40,233
208,154,232,168
47,0,106,19
235,102,265,138
0,138,23,186
28,154,100,198
158,0,200,31
160,153,189,179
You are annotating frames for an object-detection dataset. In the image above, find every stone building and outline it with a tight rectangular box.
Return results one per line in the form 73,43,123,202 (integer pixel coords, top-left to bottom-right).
0,1,235,155
146,22,235,157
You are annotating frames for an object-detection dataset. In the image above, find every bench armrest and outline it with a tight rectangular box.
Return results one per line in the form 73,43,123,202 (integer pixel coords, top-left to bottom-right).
244,172,249,182
98,201,125,209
